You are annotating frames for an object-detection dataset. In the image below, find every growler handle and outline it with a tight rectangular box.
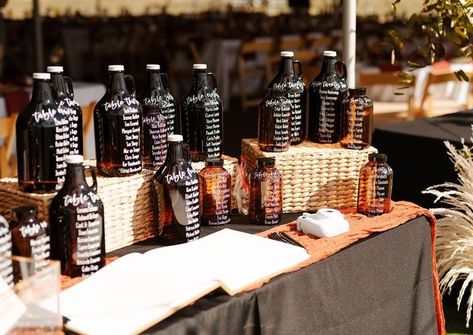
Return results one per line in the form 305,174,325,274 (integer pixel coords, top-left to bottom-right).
182,143,191,161
84,165,98,192
124,74,136,97
293,60,303,80
64,76,75,99
207,72,218,90
160,72,169,89
336,60,347,81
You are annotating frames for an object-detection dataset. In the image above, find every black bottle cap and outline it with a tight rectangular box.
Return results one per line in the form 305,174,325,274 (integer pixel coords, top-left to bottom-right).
206,158,224,167
257,157,276,167
368,153,388,163
349,88,367,96
12,206,37,221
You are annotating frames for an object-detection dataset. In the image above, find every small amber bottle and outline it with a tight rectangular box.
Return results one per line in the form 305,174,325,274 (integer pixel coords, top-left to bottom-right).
340,88,373,150
199,158,231,226
249,157,283,225
357,153,393,216
258,89,292,152
10,206,51,271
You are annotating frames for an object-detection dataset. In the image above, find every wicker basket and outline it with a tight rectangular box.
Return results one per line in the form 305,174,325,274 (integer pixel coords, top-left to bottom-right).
0,169,156,253
191,154,239,209
0,155,239,252
241,139,377,213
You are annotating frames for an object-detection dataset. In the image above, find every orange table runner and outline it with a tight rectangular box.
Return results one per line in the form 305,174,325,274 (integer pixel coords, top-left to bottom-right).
250,201,445,335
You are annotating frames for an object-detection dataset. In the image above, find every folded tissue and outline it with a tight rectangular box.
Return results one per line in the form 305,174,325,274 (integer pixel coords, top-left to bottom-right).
296,209,349,238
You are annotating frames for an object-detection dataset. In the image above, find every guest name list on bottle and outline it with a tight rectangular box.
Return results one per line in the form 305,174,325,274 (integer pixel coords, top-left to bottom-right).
316,82,341,143
267,99,290,149
64,192,103,275
204,97,222,158
184,170,200,241
119,100,141,174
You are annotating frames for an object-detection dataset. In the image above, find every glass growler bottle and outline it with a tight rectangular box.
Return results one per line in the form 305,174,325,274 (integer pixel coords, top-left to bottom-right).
10,206,50,271
50,155,105,277
181,64,223,161
47,65,83,155
340,88,373,150
138,65,169,170
153,134,200,244
308,50,348,143
94,65,142,176
0,214,13,286
249,157,283,225
139,64,178,135
268,51,307,144
198,158,231,226
357,153,393,216
16,72,70,192
258,88,292,152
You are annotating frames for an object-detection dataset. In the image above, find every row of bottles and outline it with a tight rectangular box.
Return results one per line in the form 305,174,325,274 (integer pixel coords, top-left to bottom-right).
94,63,224,178
259,50,374,152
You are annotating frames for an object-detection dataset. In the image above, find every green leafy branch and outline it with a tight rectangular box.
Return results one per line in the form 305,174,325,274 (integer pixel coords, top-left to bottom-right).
389,0,473,84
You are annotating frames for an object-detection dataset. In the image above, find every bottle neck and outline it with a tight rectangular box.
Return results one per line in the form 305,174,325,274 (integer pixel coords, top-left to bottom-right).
64,164,87,188
168,142,185,162
321,56,337,74
108,72,128,94
147,70,164,91
31,80,55,104
191,70,208,89
50,72,68,99
278,57,294,76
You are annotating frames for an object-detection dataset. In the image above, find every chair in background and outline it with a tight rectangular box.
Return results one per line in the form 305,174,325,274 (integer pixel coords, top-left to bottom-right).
416,70,473,118
82,102,96,159
358,71,415,122
237,38,274,112
0,114,17,178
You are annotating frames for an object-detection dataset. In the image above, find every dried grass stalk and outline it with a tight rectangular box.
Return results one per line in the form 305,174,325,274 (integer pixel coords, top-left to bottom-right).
424,128,473,327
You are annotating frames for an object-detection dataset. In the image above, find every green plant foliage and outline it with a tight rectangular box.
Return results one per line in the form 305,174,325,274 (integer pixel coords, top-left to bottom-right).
389,0,473,83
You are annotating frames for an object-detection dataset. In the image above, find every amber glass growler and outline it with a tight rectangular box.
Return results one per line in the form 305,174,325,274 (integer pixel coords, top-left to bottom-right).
249,157,283,225
198,158,231,226
138,64,177,135
47,65,83,155
50,155,105,277
181,64,223,161
138,64,170,170
340,88,373,150
153,134,200,244
268,51,306,144
94,65,142,176
16,72,70,192
10,206,50,271
357,153,393,216
258,89,291,152
308,51,348,143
